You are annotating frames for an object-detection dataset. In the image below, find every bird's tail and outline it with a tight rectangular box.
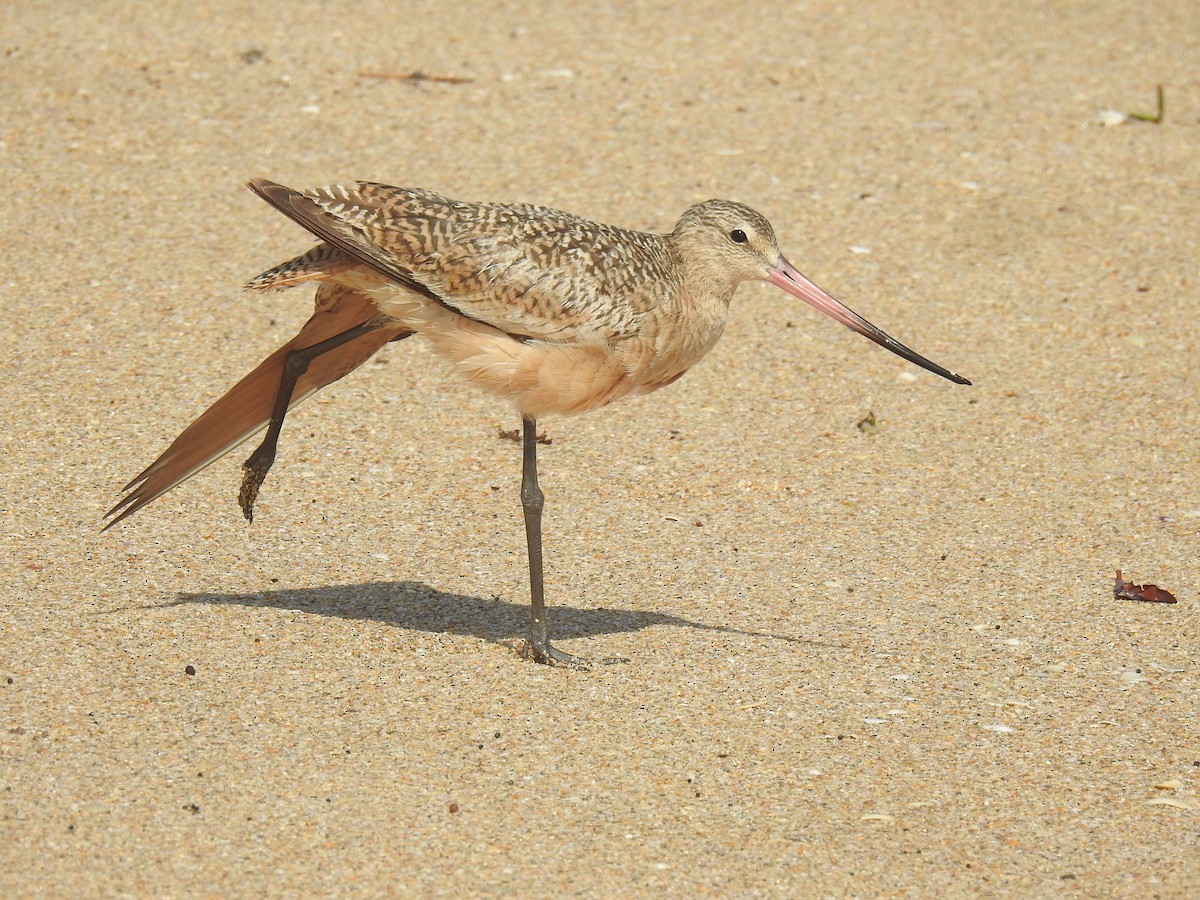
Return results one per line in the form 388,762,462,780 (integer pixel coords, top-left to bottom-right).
105,282,409,528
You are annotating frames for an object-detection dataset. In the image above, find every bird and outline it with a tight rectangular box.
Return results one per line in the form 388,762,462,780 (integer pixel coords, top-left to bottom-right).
106,178,970,667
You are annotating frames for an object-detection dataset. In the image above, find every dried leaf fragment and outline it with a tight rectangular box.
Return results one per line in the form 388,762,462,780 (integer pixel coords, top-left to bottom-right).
855,410,879,434
1114,570,1178,604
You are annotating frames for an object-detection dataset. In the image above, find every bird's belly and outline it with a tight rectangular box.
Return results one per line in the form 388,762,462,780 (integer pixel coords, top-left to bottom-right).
451,332,639,418
367,282,725,419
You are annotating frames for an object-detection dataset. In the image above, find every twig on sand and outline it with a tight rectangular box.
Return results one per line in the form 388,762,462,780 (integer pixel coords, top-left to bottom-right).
1127,84,1165,124
359,70,474,85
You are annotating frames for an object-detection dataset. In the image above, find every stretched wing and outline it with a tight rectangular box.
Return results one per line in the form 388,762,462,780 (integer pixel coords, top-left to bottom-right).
105,284,408,528
248,178,676,345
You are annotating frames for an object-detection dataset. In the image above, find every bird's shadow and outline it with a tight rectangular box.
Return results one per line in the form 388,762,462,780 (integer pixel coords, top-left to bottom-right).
130,580,829,655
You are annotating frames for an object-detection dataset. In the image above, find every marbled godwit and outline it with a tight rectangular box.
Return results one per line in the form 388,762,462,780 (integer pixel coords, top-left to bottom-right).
107,178,970,666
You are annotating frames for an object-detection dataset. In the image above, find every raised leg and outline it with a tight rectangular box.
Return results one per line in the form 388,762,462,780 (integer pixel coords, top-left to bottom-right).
239,321,409,521
518,415,588,668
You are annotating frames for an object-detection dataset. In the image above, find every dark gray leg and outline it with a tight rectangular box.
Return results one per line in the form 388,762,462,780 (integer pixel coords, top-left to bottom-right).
519,415,587,668
238,323,411,521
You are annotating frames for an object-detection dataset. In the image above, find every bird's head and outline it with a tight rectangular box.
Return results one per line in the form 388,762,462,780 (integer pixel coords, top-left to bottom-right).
672,199,970,385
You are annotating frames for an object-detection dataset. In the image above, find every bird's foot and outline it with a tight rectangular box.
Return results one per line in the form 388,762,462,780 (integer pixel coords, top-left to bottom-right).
238,453,274,523
519,638,590,669
517,639,630,669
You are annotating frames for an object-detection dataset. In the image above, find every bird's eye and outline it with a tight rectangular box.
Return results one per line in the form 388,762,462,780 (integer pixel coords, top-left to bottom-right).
730,229,748,244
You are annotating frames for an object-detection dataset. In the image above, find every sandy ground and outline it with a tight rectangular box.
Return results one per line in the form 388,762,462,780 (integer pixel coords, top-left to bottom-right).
2,1,1198,896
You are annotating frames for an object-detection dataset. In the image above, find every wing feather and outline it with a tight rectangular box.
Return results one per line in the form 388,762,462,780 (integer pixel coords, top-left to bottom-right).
248,178,677,345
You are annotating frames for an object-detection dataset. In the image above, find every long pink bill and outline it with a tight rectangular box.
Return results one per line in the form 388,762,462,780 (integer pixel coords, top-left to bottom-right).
766,256,971,385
